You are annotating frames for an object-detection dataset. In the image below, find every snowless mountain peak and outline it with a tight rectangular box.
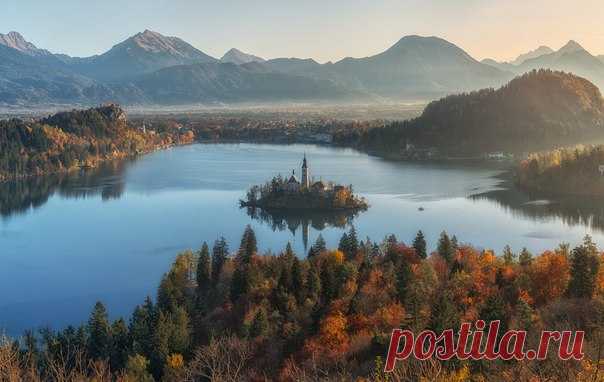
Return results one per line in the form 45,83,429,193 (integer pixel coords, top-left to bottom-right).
511,45,554,65
559,40,585,54
221,48,265,64
129,29,188,55
0,31,50,56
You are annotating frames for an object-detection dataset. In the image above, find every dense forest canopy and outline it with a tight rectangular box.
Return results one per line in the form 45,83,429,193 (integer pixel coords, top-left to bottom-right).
0,104,193,181
2,226,603,381
516,144,604,196
335,70,604,156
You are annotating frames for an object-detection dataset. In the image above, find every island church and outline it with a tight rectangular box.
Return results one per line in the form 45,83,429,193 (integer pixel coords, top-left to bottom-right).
285,155,330,193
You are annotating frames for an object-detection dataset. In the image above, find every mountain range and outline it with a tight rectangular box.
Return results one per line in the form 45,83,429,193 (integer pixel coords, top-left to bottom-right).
482,40,604,90
58,30,217,82
0,30,602,107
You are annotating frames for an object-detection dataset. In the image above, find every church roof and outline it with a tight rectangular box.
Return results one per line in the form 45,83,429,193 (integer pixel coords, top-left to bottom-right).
288,174,299,183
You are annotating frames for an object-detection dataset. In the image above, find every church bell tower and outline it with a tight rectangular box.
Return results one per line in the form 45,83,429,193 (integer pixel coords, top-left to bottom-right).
301,154,310,189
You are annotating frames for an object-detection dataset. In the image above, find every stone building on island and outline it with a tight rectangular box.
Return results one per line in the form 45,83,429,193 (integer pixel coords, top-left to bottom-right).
282,154,332,193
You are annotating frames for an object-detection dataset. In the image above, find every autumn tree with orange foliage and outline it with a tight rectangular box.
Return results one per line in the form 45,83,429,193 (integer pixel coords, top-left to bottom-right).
528,250,570,306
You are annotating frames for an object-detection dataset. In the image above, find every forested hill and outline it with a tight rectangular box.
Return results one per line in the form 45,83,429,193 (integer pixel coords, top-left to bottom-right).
516,144,604,196
38,104,128,138
337,70,604,156
0,104,193,181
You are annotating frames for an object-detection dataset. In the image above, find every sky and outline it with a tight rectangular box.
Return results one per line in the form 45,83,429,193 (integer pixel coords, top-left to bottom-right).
1,0,603,63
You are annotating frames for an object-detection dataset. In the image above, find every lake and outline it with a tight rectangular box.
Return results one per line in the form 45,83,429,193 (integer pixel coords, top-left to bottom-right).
2,143,604,336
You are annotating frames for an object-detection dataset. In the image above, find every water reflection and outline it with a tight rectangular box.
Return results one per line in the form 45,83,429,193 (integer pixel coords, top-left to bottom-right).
3,143,604,337
244,206,361,250
0,160,130,219
473,183,604,233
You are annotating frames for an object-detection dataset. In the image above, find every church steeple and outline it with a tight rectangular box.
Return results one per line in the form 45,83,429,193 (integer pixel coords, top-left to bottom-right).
301,154,310,189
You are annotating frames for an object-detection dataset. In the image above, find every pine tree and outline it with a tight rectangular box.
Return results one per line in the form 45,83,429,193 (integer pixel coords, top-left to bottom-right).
238,225,258,264
110,318,130,371
158,252,195,313
87,301,112,360
396,261,412,303
309,234,327,257
360,237,373,258
413,230,427,259
519,247,533,267
169,306,191,356
284,242,295,261
196,242,211,302
151,307,191,376
567,235,600,298
515,298,535,331
451,235,459,250
437,231,455,264
151,311,172,375
231,227,259,302
291,257,305,304
385,234,398,249
347,226,359,259
479,293,509,334
430,289,460,334
338,232,349,256
320,261,338,303
130,297,156,359
556,242,571,257
211,237,229,287
502,245,516,265
230,264,250,303
277,264,293,293
307,266,322,302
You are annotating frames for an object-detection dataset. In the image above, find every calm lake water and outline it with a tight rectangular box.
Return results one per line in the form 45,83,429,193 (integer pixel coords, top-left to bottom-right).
2,143,604,336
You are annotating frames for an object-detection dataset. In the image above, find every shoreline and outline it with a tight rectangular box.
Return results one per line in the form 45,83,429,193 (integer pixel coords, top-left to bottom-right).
0,140,186,184
2,137,519,184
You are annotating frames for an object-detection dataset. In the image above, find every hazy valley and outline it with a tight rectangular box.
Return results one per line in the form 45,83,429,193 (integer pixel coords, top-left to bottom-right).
2,29,603,109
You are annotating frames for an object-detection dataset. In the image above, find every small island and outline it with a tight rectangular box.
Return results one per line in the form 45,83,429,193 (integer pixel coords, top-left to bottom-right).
240,155,368,211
